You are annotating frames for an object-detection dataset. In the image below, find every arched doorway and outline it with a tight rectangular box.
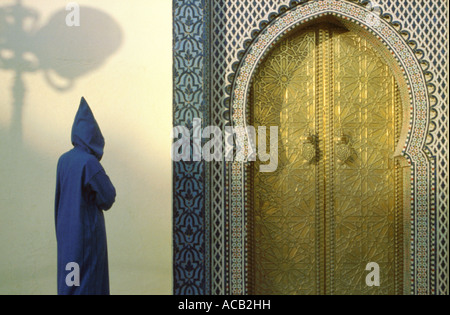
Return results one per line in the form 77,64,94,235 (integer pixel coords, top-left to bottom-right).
249,21,405,295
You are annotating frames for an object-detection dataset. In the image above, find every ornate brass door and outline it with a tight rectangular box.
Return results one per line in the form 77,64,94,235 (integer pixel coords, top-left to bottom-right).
250,24,404,295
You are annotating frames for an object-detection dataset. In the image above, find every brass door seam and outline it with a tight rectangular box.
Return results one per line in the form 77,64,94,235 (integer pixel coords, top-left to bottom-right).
315,28,326,295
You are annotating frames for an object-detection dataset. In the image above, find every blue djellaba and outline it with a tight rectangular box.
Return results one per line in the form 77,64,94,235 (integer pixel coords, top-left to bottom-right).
55,97,116,295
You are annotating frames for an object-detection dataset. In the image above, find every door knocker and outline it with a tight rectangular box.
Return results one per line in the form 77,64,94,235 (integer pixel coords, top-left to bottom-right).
302,132,317,164
335,132,353,164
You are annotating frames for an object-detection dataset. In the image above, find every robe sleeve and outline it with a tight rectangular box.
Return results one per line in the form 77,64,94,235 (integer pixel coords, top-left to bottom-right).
54,159,62,229
88,169,116,211
54,176,61,228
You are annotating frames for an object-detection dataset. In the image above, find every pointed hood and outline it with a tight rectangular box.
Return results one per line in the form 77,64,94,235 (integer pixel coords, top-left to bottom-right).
71,97,105,160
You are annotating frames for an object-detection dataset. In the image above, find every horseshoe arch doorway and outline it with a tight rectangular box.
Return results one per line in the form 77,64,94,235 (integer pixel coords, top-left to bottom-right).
248,18,410,295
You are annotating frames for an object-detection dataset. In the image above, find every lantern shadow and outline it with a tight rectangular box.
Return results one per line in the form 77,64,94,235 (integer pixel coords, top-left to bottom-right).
0,1,123,141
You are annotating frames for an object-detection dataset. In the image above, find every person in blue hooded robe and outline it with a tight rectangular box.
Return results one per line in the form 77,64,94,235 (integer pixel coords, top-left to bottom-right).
55,97,116,295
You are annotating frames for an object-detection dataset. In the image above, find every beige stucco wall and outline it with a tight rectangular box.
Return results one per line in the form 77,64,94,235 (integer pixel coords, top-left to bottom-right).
0,0,172,294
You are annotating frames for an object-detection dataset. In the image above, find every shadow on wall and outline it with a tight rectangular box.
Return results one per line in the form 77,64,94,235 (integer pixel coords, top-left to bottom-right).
0,0,123,294
0,0,123,141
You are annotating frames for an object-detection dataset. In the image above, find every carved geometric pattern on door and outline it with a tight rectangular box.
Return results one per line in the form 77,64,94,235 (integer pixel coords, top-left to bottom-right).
250,24,404,295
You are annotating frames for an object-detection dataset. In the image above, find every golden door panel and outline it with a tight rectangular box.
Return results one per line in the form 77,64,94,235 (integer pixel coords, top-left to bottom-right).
251,29,318,295
332,28,402,295
250,24,403,295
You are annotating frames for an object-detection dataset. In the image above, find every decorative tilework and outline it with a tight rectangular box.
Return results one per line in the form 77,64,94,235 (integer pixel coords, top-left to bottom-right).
173,0,208,295
381,1,449,296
